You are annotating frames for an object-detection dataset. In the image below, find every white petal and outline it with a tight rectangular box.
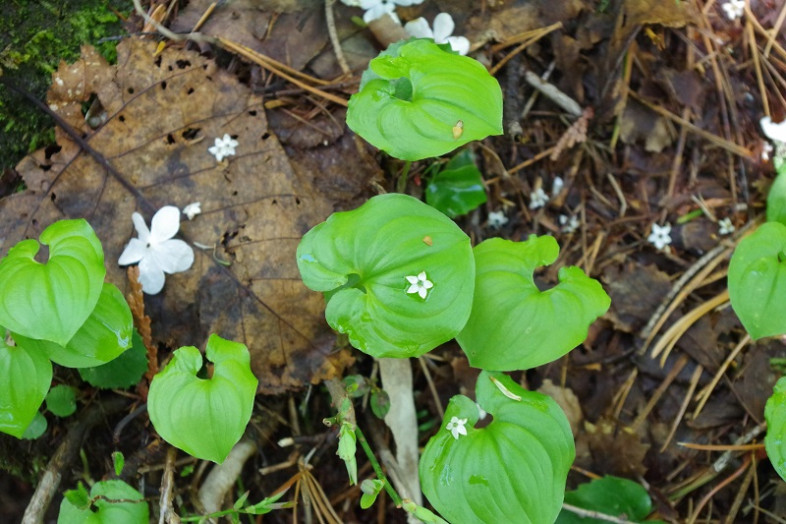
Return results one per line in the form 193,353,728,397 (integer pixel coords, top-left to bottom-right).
418,287,428,299
150,206,182,243
138,256,166,294
417,271,427,281
131,212,151,243
447,36,470,56
422,280,433,290
208,144,224,161
432,13,455,43
359,0,381,8
395,0,424,5
407,283,420,294
406,275,419,284
118,238,147,265
761,116,786,143
404,17,433,39
363,4,396,22
154,239,194,274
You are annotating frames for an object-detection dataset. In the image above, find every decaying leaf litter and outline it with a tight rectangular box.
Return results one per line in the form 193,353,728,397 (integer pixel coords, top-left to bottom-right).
1,0,785,521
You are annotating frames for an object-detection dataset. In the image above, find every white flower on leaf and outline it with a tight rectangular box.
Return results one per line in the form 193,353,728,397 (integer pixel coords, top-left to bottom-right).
487,210,508,229
445,416,468,440
404,13,471,55
208,133,239,162
761,116,786,144
182,202,201,220
719,217,735,236
118,206,195,295
405,271,433,299
529,187,549,209
648,223,672,251
721,0,744,20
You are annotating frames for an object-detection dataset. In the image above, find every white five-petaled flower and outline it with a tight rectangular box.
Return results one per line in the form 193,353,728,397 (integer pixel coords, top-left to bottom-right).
487,210,508,229
118,206,195,295
445,416,468,440
182,202,201,220
404,13,471,56
719,217,735,236
406,271,433,299
648,223,672,251
559,214,579,233
343,0,424,24
529,187,549,209
208,133,239,162
721,0,744,20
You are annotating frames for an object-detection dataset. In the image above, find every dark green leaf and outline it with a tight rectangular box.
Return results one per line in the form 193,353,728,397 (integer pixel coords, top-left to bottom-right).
425,150,487,218
45,385,77,417
556,475,655,523
78,330,148,389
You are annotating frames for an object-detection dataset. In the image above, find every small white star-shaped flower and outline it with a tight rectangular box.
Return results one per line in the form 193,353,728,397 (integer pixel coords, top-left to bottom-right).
487,210,508,229
721,0,744,20
648,223,672,251
404,13,470,55
118,206,195,295
182,202,201,220
559,214,579,233
405,271,433,299
718,218,735,236
529,187,549,209
445,416,468,440
342,0,424,24
208,133,239,162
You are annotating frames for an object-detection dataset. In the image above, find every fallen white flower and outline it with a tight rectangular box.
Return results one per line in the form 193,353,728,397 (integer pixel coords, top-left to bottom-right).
721,0,744,20
118,206,194,295
182,202,201,220
559,214,579,233
404,13,470,55
648,223,672,251
719,217,735,236
445,416,468,440
487,210,508,229
208,133,239,162
552,176,564,196
405,271,433,299
349,0,424,24
529,187,549,209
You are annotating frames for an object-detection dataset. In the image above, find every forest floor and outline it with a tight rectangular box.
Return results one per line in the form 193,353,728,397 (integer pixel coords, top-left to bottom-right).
2,0,786,522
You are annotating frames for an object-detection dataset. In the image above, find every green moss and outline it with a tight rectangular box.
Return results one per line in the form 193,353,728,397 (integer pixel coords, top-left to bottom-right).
0,0,129,172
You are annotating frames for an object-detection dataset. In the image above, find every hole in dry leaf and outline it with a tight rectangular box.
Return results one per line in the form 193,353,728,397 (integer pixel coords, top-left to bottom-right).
119,115,125,122
248,110,257,116
39,164,52,172
295,198,301,205
182,128,200,140
271,199,277,205
50,193,56,202
166,134,175,144
127,87,134,94
154,56,162,68
161,81,167,90
262,132,270,140
176,59,191,69
44,144,61,159
186,87,194,95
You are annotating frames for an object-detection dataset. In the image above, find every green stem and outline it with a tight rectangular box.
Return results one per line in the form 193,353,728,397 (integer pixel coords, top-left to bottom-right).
355,426,403,507
396,161,413,193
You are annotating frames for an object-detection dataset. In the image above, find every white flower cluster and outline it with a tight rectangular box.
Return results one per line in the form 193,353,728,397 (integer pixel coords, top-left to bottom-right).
721,0,744,20
340,1,469,55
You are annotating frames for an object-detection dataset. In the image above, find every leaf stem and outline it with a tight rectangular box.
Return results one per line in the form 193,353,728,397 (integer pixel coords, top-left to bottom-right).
396,161,413,193
355,426,403,507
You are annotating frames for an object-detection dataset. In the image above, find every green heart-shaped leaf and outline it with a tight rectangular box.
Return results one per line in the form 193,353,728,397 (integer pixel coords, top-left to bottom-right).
765,376,786,482
0,219,105,346
347,39,503,161
13,283,133,368
420,371,574,523
78,330,148,389
556,475,657,523
148,334,258,463
0,334,52,438
297,193,475,358
728,222,786,339
767,163,786,226
425,149,487,218
58,479,149,524
456,237,610,370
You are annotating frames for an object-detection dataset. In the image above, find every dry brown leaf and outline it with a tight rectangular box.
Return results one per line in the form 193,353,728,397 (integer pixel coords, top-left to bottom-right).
3,38,353,393
537,379,583,436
